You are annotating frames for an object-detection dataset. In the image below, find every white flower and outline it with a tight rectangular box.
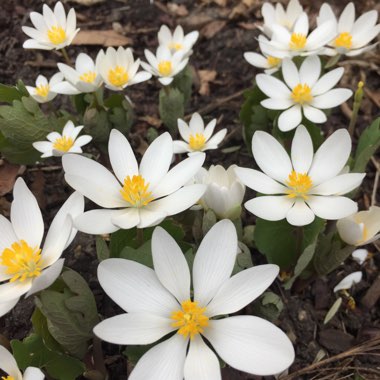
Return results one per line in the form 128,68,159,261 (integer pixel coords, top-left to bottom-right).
351,249,369,265
158,25,199,57
244,36,282,75
0,345,44,380
33,120,92,158
0,178,84,317
51,53,103,95
22,1,79,50
317,2,380,57
265,12,336,58
62,130,206,234
234,125,365,226
141,46,189,86
173,113,227,155
337,206,380,246
96,47,152,91
93,220,295,378
333,271,362,293
194,165,246,219
256,55,352,132
26,73,64,104
260,0,303,38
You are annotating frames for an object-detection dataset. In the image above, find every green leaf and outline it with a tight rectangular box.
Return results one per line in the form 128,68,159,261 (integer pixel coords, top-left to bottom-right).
324,297,342,325
172,65,193,105
159,87,184,133
0,84,23,103
202,209,217,236
119,240,153,268
110,228,136,257
353,117,380,172
232,242,253,274
254,217,325,269
123,343,155,365
96,236,110,262
253,291,284,322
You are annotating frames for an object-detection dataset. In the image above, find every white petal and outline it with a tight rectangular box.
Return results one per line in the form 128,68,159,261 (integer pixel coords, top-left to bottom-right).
11,178,44,248
308,129,351,185
159,77,174,86
338,3,355,33
278,105,302,132
334,271,362,292
306,195,358,220
352,249,369,265
0,215,17,252
244,52,269,69
74,209,125,234
98,258,179,316
261,98,293,110
206,264,279,317
203,316,295,376
184,335,221,380
173,141,190,154
206,129,227,148
93,312,174,345
312,67,344,95
74,135,92,148
193,220,237,306
137,208,167,229
256,74,291,99
245,196,294,221
189,113,205,134
23,39,52,50
337,218,364,245
252,131,292,183
26,259,64,297
23,367,45,380
177,119,191,142
286,199,315,226
281,58,299,89
291,125,314,173
299,55,321,87
152,227,190,302
234,167,286,194
293,12,309,35
111,208,140,229
63,154,125,208
303,105,327,123
0,280,32,303
0,346,22,379
129,334,187,380
312,89,352,109
0,298,20,319
306,20,336,50
312,173,365,195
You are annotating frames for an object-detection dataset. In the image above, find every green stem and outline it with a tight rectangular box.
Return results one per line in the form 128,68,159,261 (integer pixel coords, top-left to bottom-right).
136,228,144,247
348,81,364,138
92,336,107,379
295,226,304,260
61,47,72,65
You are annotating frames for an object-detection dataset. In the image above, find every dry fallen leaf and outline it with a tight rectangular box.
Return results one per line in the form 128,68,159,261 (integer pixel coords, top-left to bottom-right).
138,116,162,128
70,0,105,5
238,22,258,30
0,161,23,196
167,3,189,17
213,0,228,6
72,30,132,47
201,20,227,39
198,70,217,96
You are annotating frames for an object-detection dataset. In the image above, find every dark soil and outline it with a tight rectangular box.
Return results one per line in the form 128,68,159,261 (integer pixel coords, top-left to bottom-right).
1,0,380,379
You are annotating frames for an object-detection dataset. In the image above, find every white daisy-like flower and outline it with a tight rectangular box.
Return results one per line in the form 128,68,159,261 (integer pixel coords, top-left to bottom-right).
94,220,295,379
337,206,380,246
317,2,380,56
234,125,365,226
141,46,189,86
333,271,362,293
265,12,336,58
95,47,152,91
194,165,246,220
260,0,303,38
22,1,79,50
158,25,199,57
62,129,206,234
244,35,282,74
51,53,103,95
173,113,227,155
25,73,64,104
256,55,352,132
0,345,44,380
33,120,92,158
0,178,84,317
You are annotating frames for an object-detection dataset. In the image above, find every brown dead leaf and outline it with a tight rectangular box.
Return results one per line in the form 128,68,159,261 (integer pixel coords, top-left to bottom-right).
198,70,217,96
72,30,132,47
138,116,162,128
0,161,24,196
167,3,189,17
213,0,228,6
201,20,227,39
238,22,258,30
364,88,380,108
30,171,46,210
70,0,105,5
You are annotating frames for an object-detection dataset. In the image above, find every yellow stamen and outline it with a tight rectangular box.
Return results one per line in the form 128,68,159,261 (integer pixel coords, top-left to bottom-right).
334,32,352,49
53,136,74,152
47,25,67,45
169,42,183,51
286,171,313,200
1,240,42,282
171,300,209,340
188,133,206,151
267,56,281,67
2,376,15,380
158,60,172,76
291,83,313,105
35,84,50,98
79,71,97,83
120,175,154,207
289,33,307,50
108,66,129,87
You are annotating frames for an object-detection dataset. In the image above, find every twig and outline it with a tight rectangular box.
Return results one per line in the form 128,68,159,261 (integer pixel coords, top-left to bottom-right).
371,157,380,206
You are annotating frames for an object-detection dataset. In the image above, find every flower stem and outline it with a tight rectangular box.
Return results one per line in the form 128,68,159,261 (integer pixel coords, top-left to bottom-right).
137,228,144,247
92,336,107,378
61,47,72,65
348,81,364,138
295,226,304,260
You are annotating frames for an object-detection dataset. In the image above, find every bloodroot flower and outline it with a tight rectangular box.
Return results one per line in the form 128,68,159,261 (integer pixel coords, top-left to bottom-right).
234,125,365,226
26,73,64,104
94,220,295,379
158,25,199,57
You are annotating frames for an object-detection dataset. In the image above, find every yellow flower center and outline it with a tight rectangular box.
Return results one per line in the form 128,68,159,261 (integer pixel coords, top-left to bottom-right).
334,32,352,49
120,175,154,207
2,377,14,380
189,133,206,151
289,33,307,50
158,60,172,76
1,240,42,283
291,83,313,105
171,300,209,340
169,42,183,51
286,171,313,200
35,84,50,98
53,136,74,152
108,66,129,87
267,56,281,67
79,71,97,83
47,25,67,45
